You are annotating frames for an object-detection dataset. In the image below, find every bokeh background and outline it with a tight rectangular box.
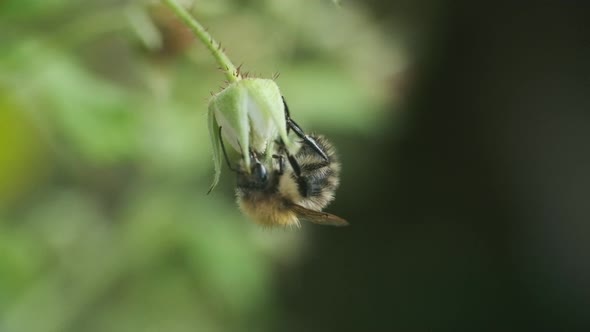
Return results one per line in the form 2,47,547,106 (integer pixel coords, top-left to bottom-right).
2,0,590,331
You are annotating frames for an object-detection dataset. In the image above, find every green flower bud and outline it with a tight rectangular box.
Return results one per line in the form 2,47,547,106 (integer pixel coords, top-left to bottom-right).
207,78,293,192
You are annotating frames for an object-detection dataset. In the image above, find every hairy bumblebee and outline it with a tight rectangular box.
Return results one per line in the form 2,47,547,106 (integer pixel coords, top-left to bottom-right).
219,98,347,227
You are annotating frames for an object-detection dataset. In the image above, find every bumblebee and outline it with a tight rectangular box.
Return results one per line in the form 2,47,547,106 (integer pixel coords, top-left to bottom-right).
220,98,347,227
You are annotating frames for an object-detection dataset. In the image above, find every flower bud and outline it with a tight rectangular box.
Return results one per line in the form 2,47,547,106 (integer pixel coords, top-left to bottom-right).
207,78,293,192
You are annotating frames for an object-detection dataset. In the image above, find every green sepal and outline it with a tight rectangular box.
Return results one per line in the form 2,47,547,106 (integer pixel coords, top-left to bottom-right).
207,104,222,194
241,79,293,153
210,82,251,166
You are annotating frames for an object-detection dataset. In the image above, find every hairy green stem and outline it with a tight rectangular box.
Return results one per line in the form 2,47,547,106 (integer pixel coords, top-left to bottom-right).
162,0,240,83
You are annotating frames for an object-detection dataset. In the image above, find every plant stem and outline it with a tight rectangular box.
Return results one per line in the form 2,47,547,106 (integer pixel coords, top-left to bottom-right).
162,0,240,83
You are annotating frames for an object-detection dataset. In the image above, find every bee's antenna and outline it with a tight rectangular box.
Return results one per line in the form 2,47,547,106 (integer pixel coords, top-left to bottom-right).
218,126,239,173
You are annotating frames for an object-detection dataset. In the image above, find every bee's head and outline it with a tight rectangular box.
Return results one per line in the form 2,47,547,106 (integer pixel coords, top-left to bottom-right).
237,151,270,189
249,158,268,184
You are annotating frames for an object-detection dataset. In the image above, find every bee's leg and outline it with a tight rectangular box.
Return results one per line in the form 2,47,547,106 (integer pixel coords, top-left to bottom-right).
282,96,292,133
277,137,303,178
282,96,329,162
286,154,302,177
219,126,239,173
272,154,286,175
288,118,329,162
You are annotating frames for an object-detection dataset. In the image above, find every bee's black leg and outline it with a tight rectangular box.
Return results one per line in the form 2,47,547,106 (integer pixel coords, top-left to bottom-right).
287,153,302,177
272,154,286,175
277,136,302,178
219,126,239,173
282,96,329,162
289,119,329,162
282,96,292,133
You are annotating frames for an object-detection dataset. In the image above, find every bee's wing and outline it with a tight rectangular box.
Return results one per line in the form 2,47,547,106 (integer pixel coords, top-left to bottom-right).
291,204,348,227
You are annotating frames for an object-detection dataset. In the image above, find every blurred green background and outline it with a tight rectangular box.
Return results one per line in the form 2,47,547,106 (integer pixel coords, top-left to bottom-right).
2,0,590,331
0,0,400,331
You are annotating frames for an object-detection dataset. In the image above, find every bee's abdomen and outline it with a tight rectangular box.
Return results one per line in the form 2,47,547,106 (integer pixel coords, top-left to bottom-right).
294,134,341,210
297,167,336,197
